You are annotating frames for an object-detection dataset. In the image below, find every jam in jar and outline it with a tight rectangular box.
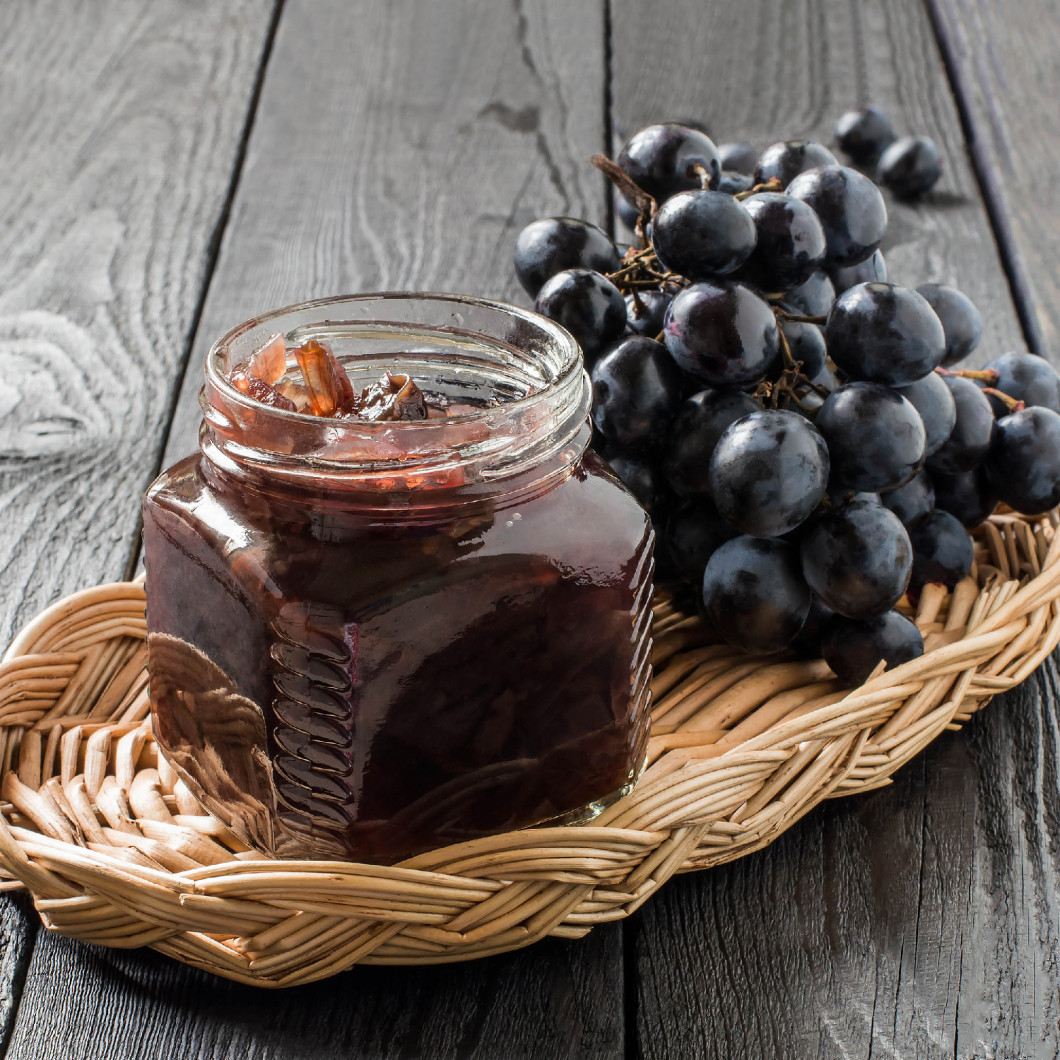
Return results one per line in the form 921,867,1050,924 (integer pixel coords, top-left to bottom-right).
143,293,653,863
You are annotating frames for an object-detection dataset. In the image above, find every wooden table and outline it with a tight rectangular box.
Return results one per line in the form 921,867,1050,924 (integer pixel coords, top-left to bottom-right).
1,1,1058,1056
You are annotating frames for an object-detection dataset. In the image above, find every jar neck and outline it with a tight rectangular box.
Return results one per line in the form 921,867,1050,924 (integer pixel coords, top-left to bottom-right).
197,293,591,515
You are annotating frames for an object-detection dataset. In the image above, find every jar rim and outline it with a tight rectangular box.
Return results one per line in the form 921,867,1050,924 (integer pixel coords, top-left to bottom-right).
206,290,583,427
200,292,591,495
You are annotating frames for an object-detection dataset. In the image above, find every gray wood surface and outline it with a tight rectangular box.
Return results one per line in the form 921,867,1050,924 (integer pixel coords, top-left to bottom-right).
608,0,1060,1056
0,0,279,1051
6,1,622,1057
927,0,1060,359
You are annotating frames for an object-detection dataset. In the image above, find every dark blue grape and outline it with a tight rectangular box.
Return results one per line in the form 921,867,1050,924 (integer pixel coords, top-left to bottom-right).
926,375,994,473
983,406,1060,514
702,536,811,654
907,510,974,591
790,595,835,659
786,164,888,267
829,248,887,295
709,410,830,537
916,284,982,366
815,382,926,492
652,190,757,279
664,498,736,584
800,498,913,618
514,217,620,299
897,370,956,456
785,270,836,317
718,141,758,175
717,171,754,195
880,470,935,526
878,136,943,198
985,352,1060,414
617,123,720,201
753,140,837,189
625,289,672,337
535,268,627,365
663,282,781,389
932,468,998,528
821,611,923,685
780,319,827,378
606,453,668,514
825,282,945,385
591,336,684,452
834,106,895,164
739,193,827,291
662,389,761,496
615,191,641,234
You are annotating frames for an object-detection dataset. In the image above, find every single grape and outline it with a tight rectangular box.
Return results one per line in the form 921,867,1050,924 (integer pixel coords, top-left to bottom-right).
615,191,640,234
625,289,672,337
916,284,982,366
780,319,827,378
790,595,835,659
514,217,621,299
926,374,994,473
617,123,721,201
591,336,684,452
984,352,1060,414
753,140,837,188
821,611,923,685
663,282,781,389
897,370,956,456
606,453,668,513
983,406,1060,514
664,497,736,584
701,536,811,654
880,470,935,526
834,106,895,163
932,468,998,528
815,382,926,491
907,509,974,591
717,171,754,195
535,268,627,365
785,270,836,317
709,410,830,537
825,282,946,385
800,498,913,618
786,164,888,267
662,389,761,496
652,190,757,279
878,136,943,198
718,141,758,175
829,248,887,294
738,193,827,291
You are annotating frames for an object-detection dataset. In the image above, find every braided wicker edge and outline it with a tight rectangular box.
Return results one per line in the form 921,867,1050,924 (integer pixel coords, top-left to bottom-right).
0,510,1057,986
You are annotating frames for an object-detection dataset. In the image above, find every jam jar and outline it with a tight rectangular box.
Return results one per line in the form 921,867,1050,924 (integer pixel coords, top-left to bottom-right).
143,293,654,863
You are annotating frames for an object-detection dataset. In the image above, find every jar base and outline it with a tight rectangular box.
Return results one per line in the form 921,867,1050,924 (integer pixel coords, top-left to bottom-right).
538,753,647,829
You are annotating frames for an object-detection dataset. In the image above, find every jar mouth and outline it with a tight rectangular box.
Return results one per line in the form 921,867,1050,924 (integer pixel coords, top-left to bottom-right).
201,292,590,493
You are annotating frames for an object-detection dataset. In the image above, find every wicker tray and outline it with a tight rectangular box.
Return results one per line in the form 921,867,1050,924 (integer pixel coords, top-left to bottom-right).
0,510,1058,987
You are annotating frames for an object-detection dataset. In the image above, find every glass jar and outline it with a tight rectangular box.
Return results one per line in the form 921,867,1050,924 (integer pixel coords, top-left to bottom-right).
143,293,653,863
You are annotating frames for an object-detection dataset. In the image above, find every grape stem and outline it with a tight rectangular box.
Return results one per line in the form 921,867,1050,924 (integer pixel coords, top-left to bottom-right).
774,309,828,325
979,387,1026,413
589,153,656,247
692,162,713,190
935,367,999,386
733,177,783,200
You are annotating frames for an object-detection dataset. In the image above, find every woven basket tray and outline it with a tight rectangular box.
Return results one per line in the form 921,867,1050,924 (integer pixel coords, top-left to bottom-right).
1,510,1058,987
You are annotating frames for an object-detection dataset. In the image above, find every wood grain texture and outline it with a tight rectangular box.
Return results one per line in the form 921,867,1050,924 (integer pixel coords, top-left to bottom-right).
927,0,1060,360
5,930,623,1060
162,0,612,467
609,0,1060,1057
0,0,278,1048
10,2,621,1057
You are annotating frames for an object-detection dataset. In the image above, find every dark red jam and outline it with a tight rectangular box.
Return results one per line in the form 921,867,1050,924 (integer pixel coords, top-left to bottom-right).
143,295,653,864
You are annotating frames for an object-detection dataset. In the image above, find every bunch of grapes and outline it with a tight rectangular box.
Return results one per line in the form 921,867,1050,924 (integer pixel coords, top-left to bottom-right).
513,110,1060,686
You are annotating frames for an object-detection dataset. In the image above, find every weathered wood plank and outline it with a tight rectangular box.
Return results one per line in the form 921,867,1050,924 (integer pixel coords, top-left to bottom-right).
926,0,1060,360
9,1,620,1057
0,0,279,1047
609,1,1058,1057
